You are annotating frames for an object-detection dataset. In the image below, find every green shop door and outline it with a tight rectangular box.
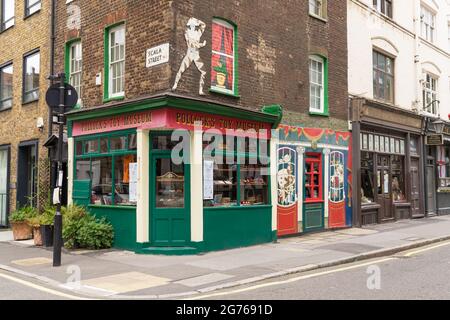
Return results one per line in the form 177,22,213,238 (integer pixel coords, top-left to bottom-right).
151,154,190,246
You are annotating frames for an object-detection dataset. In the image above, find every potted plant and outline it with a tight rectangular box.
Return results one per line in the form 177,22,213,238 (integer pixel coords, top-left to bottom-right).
40,207,55,247
27,216,43,246
9,206,37,241
213,63,228,89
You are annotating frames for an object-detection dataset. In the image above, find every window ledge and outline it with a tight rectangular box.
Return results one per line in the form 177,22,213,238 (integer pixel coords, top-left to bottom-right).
0,25,14,35
24,10,41,21
309,111,329,117
103,95,125,103
209,88,240,98
22,98,39,106
0,106,12,113
308,13,328,23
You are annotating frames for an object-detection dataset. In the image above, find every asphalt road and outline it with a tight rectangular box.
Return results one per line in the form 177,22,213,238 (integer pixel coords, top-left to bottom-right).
190,241,450,300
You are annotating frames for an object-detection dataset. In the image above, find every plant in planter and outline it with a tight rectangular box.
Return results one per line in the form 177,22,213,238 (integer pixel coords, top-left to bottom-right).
27,216,43,246
10,206,38,241
40,205,56,247
213,63,228,89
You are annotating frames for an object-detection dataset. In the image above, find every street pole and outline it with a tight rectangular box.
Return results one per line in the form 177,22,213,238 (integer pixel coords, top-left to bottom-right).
53,73,65,267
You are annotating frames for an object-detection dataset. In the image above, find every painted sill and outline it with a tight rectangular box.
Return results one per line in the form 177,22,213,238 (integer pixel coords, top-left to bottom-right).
0,106,12,113
209,88,240,98
0,25,14,35
309,111,329,117
24,10,41,21
88,205,136,210
308,13,328,23
103,95,125,103
22,98,39,106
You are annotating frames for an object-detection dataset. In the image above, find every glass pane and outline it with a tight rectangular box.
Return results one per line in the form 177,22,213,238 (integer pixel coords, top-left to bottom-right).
91,157,113,205
155,158,185,208
392,155,406,201
114,154,137,206
100,138,108,153
75,159,91,180
0,64,13,109
204,155,238,208
128,134,137,150
84,140,99,154
361,152,374,203
110,136,126,151
240,163,269,206
75,141,83,156
152,135,181,150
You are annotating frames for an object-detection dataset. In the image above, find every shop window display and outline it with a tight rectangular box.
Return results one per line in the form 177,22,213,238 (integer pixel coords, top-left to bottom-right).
155,158,185,208
361,152,375,204
391,155,405,202
240,162,269,206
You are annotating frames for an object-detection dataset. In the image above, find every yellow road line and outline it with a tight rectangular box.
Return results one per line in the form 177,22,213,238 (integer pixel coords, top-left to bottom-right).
186,258,394,300
0,271,91,300
403,241,450,257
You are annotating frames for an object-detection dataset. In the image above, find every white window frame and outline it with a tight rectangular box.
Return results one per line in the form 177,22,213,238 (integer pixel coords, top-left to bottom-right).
25,0,41,17
422,72,439,116
1,0,15,31
309,0,326,19
421,5,436,43
108,24,125,99
69,41,82,105
0,63,13,110
309,55,325,114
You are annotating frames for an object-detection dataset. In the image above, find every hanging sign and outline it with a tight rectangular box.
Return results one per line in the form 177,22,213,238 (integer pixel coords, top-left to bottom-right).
426,134,444,146
146,43,170,68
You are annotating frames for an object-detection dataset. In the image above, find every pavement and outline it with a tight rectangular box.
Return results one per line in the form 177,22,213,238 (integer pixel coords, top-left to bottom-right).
1,215,450,299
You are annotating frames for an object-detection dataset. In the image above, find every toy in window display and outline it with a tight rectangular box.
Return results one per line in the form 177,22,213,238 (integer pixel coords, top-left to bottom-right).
392,177,405,201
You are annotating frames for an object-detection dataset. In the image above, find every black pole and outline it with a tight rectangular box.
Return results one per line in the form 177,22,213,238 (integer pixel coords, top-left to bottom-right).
53,73,65,267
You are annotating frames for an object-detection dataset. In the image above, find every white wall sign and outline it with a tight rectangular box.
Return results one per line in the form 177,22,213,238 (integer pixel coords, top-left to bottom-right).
146,43,170,68
203,160,214,200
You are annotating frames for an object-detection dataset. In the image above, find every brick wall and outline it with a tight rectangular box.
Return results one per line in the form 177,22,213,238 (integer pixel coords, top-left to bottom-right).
0,0,52,212
55,0,348,130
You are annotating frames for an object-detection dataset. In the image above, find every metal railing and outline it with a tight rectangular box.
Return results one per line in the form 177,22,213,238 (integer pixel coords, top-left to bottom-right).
0,193,7,227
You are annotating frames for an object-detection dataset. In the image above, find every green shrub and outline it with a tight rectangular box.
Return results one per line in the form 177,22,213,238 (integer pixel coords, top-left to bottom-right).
62,205,114,250
10,206,38,223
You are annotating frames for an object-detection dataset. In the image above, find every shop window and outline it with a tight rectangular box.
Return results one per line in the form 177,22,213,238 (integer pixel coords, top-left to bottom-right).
203,135,269,208
437,146,450,188
391,155,406,202
75,132,137,207
361,152,375,204
330,151,345,203
211,19,237,96
305,153,322,202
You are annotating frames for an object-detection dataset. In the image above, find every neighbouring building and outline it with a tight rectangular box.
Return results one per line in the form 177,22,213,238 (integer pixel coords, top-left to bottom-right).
348,0,450,226
56,0,349,254
0,0,52,227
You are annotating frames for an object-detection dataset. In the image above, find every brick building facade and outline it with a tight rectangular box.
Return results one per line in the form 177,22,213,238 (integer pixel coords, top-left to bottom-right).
56,0,349,253
0,0,52,226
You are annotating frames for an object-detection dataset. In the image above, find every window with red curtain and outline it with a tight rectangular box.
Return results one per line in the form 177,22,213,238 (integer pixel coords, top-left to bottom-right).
211,19,235,94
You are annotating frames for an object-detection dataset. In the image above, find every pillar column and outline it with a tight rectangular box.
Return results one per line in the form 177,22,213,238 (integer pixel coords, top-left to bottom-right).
297,147,306,226
270,134,279,232
323,148,331,225
136,129,150,243
190,127,204,242
67,137,74,205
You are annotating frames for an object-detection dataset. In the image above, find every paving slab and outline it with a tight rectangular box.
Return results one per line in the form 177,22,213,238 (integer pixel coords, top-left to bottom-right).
175,273,234,287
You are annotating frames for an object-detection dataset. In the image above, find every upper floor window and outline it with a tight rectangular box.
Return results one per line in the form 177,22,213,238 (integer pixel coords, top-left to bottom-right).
0,63,13,110
447,23,450,51
373,0,393,18
309,55,326,114
25,0,40,17
211,19,237,96
373,50,394,103
68,41,82,106
309,0,327,19
423,73,439,115
106,24,125,99
23,50,40,103
1,0,14,31
421,6,436,43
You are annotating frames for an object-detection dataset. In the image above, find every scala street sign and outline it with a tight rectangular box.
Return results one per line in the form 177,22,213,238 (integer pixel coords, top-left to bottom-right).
426,134,444,146
146,43,169,68
46,83,79,112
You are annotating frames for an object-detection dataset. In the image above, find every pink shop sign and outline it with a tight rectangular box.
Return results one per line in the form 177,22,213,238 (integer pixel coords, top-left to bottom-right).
72,110,153,136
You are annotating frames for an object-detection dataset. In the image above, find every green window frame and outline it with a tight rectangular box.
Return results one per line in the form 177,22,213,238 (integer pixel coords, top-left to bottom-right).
210,18,239,97
203,135,271,208
309,54,329,117
64,39,82,109
103,22,126,103
74,129,137,207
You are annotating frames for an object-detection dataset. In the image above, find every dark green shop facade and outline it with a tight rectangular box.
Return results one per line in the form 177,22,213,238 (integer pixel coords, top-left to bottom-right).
67,94,282,254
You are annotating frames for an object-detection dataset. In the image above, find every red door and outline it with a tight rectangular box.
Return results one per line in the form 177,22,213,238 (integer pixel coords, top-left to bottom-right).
277,146,298,236
329,151,346,228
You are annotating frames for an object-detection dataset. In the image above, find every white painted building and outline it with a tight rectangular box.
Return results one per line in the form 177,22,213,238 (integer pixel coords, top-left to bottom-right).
349,0,450,225
348,0,450,119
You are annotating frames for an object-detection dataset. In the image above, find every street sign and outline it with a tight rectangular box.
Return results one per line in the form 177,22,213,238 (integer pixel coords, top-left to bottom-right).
426,134,444,146
45,83,78,112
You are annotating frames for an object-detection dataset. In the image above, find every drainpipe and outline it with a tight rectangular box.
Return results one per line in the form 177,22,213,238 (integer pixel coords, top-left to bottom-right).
49,0,57,191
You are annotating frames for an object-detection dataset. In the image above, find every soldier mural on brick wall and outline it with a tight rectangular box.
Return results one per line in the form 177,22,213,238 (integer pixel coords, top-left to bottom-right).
172,18,207,95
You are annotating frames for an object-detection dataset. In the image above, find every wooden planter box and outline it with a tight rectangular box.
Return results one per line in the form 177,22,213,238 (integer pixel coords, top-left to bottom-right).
11,222,33,241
